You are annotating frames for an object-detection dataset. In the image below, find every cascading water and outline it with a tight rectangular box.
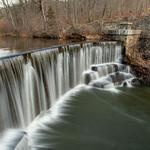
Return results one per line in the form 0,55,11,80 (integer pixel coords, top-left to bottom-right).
0,42,122,133
1,41,150,150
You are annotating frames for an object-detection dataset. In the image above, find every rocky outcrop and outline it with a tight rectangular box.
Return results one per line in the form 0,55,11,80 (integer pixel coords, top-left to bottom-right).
125,34,150,86
131,65,150,86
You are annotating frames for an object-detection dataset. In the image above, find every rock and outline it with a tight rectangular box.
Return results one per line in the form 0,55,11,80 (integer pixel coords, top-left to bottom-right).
142,51,150,60
131,65,150,86
131,78,141,87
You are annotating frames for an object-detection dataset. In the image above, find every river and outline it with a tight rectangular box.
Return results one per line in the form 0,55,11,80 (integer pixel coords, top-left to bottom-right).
0,37,61,57
0,38,150,150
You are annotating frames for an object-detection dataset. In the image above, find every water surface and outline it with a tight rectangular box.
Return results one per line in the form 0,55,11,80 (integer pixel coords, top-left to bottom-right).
16,85,150,150
0,37,61,57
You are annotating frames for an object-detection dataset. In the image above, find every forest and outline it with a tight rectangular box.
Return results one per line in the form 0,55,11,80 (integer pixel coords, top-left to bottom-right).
0,0,150,38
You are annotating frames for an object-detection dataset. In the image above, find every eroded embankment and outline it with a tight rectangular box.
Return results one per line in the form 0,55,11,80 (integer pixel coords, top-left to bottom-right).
125,34,150,86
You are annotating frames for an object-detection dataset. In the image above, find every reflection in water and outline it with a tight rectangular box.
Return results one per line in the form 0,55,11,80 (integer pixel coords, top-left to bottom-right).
0,37,60,51
0,37,60,57
0,48,15,57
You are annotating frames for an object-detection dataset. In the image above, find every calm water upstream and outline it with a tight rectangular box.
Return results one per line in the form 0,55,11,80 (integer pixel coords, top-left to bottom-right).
0,37,61,57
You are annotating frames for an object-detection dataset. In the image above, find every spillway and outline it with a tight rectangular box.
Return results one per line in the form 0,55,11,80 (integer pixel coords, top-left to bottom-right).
0,42,122,132
0,41,149,150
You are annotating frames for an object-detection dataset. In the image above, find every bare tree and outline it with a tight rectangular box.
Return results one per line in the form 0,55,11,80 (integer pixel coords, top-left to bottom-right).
1,0,16,29
0,0,150,36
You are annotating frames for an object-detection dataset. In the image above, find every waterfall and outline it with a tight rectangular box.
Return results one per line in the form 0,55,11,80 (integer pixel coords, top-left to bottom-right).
0,42,122,133
82,63,133,86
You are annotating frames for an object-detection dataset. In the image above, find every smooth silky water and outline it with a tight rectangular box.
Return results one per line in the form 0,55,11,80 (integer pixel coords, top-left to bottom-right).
0,42,122,131
0,42,150,150
16,86,150,150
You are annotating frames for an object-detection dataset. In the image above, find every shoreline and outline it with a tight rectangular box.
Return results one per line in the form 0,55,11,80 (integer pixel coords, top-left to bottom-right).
0,33,149,86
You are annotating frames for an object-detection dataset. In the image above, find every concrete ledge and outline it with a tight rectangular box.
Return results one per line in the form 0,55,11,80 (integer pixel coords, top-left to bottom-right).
105,29,142,35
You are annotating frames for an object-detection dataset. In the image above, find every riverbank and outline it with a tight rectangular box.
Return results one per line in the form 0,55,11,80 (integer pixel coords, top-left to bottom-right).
0,15,149,41
125,34,150,86
129,36,150,86
0,22,99,40
0,15,149,86
0,20,104,41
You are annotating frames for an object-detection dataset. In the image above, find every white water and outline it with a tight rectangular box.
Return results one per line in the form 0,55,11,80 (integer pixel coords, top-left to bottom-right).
0,42,122,133
83,62,133,86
